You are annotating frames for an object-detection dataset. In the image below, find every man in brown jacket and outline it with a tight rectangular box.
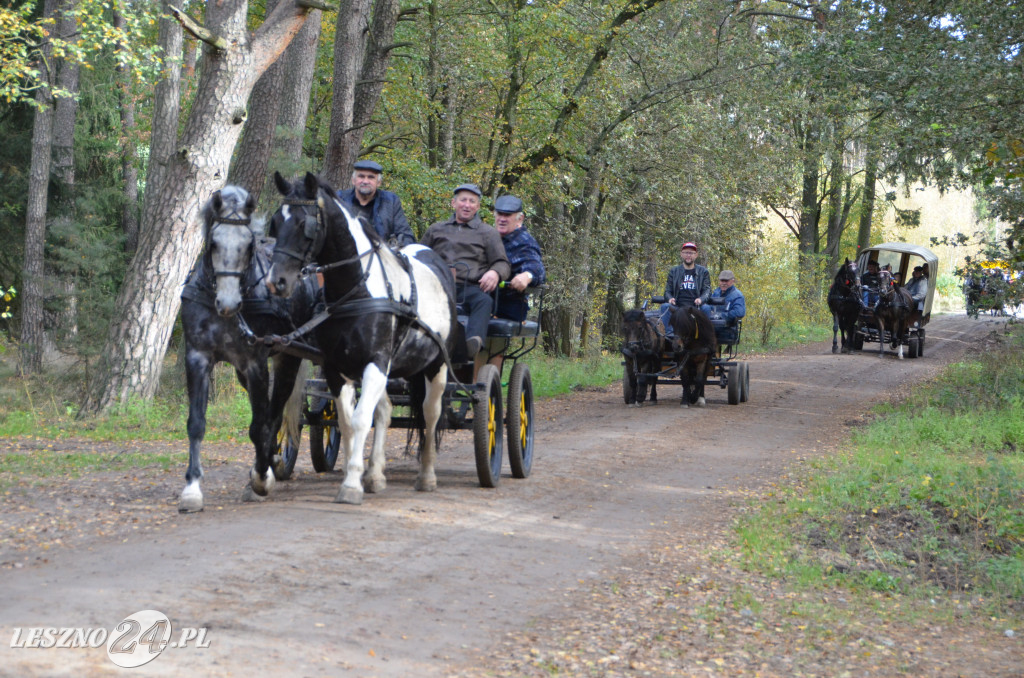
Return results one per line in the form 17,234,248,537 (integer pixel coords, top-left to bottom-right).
421,183,510,356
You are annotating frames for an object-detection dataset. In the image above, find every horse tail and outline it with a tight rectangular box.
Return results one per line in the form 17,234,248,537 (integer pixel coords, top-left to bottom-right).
405,373,428,457
282,359,309,448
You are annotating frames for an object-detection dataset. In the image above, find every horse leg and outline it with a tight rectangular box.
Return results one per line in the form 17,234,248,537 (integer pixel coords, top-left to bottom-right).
180,349,211,513
876,318,886,358
694,357,707,408
246,362,276,497
363,394,392,494
649,356,659,405
414,365,447,492
832,314,840,354
335,365,389,505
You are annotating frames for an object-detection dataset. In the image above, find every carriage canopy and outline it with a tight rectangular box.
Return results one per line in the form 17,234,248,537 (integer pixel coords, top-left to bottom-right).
856,242,940,322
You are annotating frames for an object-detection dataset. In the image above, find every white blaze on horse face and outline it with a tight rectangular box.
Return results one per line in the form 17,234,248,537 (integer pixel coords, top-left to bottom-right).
211,224,252,316
267,204,303,297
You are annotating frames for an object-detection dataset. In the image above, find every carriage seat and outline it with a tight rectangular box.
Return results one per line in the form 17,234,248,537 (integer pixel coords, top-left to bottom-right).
456,312,540,338
710,317,741,346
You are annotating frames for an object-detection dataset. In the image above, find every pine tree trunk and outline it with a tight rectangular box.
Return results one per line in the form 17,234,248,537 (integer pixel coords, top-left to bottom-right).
19,0,59,374
79,0,313,415
115,11,140,254
274,12,321,167
321,0,371,186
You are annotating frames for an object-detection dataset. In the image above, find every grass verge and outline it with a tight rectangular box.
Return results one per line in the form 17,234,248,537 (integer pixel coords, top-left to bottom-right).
737,322,1024,615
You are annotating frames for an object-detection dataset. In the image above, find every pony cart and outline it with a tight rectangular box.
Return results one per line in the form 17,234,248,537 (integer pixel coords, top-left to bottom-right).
621,297,750,407
293,286,543,489
851,243,938,359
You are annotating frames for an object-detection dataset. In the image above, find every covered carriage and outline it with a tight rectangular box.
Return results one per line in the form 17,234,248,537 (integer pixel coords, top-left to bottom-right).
852,242,939,358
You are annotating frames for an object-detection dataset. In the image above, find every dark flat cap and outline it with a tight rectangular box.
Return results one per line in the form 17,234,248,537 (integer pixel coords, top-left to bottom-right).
453,183,482,197
353,159,383,172
494,195,524,213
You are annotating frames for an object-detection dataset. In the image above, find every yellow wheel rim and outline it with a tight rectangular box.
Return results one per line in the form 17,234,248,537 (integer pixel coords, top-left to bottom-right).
518,394,528,448
487,397,496,455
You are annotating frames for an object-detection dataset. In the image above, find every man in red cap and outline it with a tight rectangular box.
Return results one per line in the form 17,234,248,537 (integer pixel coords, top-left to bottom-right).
661,241,711,333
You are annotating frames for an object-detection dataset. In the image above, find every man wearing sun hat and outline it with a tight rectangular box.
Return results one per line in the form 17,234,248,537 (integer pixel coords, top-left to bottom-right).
337,159,415,247
422,183,510,357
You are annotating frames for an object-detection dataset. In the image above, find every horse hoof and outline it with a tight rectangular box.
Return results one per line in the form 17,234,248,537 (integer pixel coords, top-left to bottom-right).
249,467,275,496
414,476,437,492
680,402,689,408
365,475,387,494
240,485,267,503
696,397,706,408
832,346,839,354
178,495,204,513
335,486,364,505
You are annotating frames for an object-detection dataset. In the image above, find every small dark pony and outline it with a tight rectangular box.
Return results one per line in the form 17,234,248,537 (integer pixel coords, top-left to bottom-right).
828,257,862,354
873,269,914,359
620,309,667,406
669,305,718,407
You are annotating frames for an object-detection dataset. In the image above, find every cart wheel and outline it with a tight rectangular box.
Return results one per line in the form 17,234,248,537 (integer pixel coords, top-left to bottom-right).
852,333,865,351
739,362,750,403
272,426,299,480
907,336,919,359
622,363,636,404
309,400,341,473
507,363,534,479
727,365,741,405
473,364,504,488
918,329,925,357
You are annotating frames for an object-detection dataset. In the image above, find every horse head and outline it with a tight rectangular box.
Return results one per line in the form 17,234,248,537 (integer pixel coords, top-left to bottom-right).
266,172,329,297
621,309,663,356
202,185,259,317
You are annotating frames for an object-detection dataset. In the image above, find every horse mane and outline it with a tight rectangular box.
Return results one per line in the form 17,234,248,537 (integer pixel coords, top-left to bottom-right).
671,306,717,352
623,308,646,324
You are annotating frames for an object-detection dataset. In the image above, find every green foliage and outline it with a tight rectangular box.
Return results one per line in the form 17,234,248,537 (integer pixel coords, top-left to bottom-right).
738,324,1024,612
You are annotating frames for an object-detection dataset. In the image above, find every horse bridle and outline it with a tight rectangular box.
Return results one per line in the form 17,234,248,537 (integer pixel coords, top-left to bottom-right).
206,210,263,293
273,198,327,268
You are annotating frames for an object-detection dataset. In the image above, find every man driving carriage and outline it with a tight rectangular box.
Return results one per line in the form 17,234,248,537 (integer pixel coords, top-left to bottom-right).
421,183,510,358
861,259,881,310
660,241,711,335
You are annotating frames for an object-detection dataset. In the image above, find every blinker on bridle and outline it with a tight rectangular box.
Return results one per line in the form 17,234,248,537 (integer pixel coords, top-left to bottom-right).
273,198,324,269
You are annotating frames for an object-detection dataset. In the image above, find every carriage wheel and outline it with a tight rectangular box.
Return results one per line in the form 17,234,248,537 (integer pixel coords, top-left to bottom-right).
309,400,341,473
473,365,504,488
622,363,636,404
852,332,865,351
272,426,299,480
909,337,925,360
739,362,750,403
918,329,925,357
727,365,741,405
506,363,534,479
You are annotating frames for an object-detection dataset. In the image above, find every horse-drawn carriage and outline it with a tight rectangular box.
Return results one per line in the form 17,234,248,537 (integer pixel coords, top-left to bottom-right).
850,243,938,358
621,297,750,407
285,285,543,489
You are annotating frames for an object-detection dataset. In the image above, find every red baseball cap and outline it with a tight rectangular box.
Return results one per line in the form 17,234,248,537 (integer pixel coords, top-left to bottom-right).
681,242,698,251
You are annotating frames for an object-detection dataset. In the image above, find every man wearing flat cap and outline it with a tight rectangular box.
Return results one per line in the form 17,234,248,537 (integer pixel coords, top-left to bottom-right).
421,184,510,357
905,265,928,311
337,159,415,247
701,270,746,344
493,194,545,322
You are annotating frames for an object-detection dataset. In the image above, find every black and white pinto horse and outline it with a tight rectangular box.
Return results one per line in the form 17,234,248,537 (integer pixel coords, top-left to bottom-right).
265,172,457,505
178,186,313,512
621,309,667,406
873,269,914,359
828,258,862,354
669,305,718,407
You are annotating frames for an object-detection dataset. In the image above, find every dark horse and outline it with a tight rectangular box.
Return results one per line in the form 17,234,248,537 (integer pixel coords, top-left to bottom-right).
873,269,914,359
668,305,718,407
178,186,315,512
265,172,457,505
828,257,862,354
621,309,667,406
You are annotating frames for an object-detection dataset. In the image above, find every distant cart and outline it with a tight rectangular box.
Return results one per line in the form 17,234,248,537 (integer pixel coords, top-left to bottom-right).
853,242,939,358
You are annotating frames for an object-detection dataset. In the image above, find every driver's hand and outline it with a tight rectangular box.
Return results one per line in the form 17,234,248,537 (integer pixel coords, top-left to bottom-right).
669,298,676,306
479,269,500,293
509,273,531,292
694,298,702,306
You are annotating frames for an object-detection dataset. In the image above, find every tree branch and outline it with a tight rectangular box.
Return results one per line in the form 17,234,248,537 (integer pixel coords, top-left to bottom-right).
168,6,228,51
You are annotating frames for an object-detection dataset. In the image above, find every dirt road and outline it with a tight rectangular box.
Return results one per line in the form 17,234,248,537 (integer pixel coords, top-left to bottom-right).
0,314,1011,677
